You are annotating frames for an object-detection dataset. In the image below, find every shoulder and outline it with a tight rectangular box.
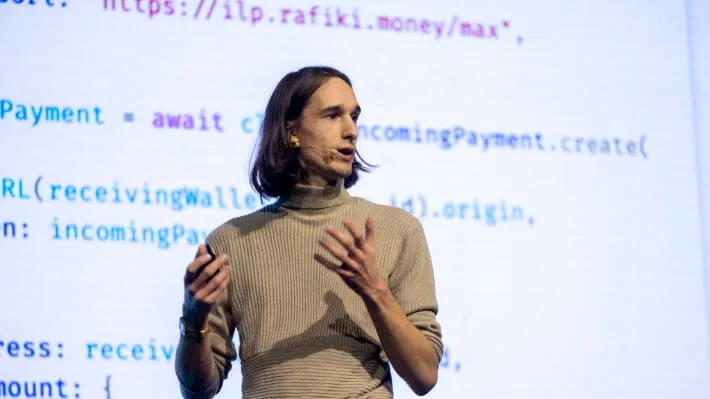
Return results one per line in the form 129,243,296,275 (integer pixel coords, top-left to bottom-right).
205,203,282,245
351,197,432,267
352,196,424,236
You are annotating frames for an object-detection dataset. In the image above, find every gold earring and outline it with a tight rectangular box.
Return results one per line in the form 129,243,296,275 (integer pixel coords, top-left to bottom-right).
291,140,300,148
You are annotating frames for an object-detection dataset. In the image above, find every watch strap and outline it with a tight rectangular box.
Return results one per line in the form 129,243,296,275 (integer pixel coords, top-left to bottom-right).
180,317,210,340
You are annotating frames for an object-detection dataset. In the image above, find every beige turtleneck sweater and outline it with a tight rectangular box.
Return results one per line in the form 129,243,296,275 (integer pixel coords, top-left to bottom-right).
191,181,443,398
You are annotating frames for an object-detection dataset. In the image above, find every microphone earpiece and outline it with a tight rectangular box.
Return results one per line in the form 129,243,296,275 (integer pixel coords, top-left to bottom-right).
298,145,341,162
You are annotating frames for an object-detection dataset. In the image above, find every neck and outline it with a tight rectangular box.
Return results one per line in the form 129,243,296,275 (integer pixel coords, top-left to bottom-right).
298,167,342,188
278,178,351,210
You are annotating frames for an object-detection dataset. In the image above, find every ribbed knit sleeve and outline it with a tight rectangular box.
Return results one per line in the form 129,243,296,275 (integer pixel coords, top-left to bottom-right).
204,232,239,390
388,216,444,362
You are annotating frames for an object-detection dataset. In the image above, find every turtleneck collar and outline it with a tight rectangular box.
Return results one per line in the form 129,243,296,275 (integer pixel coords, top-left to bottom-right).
277,179,352,210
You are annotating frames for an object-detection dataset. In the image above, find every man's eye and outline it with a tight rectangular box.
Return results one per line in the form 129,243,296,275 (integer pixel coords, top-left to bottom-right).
326,113,338,119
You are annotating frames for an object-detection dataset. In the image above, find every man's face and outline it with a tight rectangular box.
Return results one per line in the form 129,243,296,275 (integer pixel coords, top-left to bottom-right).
290,77,361,185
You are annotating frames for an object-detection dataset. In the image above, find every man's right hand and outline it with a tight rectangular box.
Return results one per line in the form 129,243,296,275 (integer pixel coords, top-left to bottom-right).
182,244,231,330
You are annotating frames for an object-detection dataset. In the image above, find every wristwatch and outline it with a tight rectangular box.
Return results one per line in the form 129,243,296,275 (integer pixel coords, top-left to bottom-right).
179,317,210,341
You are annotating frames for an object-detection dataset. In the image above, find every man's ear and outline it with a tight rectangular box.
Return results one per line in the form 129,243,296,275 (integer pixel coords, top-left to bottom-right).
287,121,300,147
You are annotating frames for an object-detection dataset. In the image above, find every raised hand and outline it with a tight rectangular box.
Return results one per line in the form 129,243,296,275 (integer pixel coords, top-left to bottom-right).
182,244,230,330
314,217,387,299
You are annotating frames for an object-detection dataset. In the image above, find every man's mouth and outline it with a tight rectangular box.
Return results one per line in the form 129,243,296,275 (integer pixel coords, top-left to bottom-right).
334,147,355,161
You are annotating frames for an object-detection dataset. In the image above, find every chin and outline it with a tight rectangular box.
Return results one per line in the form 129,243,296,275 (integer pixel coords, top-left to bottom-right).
330,166,353,179
341,166,354,177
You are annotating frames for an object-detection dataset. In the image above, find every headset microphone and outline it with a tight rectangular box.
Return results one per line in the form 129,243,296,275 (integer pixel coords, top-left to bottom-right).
299,145,340,163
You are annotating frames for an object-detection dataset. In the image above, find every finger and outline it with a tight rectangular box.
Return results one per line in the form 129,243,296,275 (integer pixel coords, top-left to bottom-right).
365,217,374,245
326,227,361,257
187,253,214,274
195,266,230,302
194,244,206,259
191,254,227,287
334,266,356,279
194,268,228,302
318,239,360,270
314,254,357,278
191,263,229,303
313,253,340,271
184,253,215,284
201,270,231,304
190,255,228,290
343,220,364,247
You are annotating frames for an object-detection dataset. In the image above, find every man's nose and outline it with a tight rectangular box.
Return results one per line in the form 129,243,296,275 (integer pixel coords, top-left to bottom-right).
343,119,358,140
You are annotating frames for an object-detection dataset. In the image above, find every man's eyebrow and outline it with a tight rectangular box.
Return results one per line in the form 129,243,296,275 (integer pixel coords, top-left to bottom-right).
320,104,362,114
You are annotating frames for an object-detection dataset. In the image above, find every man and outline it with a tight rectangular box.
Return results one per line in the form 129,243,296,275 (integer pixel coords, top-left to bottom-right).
175,66,443,398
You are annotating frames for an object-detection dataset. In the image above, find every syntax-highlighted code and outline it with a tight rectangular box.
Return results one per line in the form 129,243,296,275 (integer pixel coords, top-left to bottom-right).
1,176,262,212
0,98,105,127
391,194,534,226
102,0,523,43
86,338,174,362
0,95,647,158
149,109,648,157
51,218,209,250
2,176,535,226
0,339,62,359
0,0,68,8
0,380,78,398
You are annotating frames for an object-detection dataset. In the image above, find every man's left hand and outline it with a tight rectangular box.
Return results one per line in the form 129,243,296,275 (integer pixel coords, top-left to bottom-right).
314,217,387,299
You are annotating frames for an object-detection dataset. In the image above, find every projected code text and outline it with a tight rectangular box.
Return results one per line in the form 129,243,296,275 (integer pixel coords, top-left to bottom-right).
1,220,29,239
0,379,79,398
0,339,84,398
0,99,105,127
86,339,174,362
101,0,524,44
0,96,648,159
46,196,529,250
1,177,534,249
391,194,534,227
0,177,261,212
0,339,63,359
51,219,209,250
0,0,68,8
82,338,462,373
162,109,648,158
1,176,533,222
